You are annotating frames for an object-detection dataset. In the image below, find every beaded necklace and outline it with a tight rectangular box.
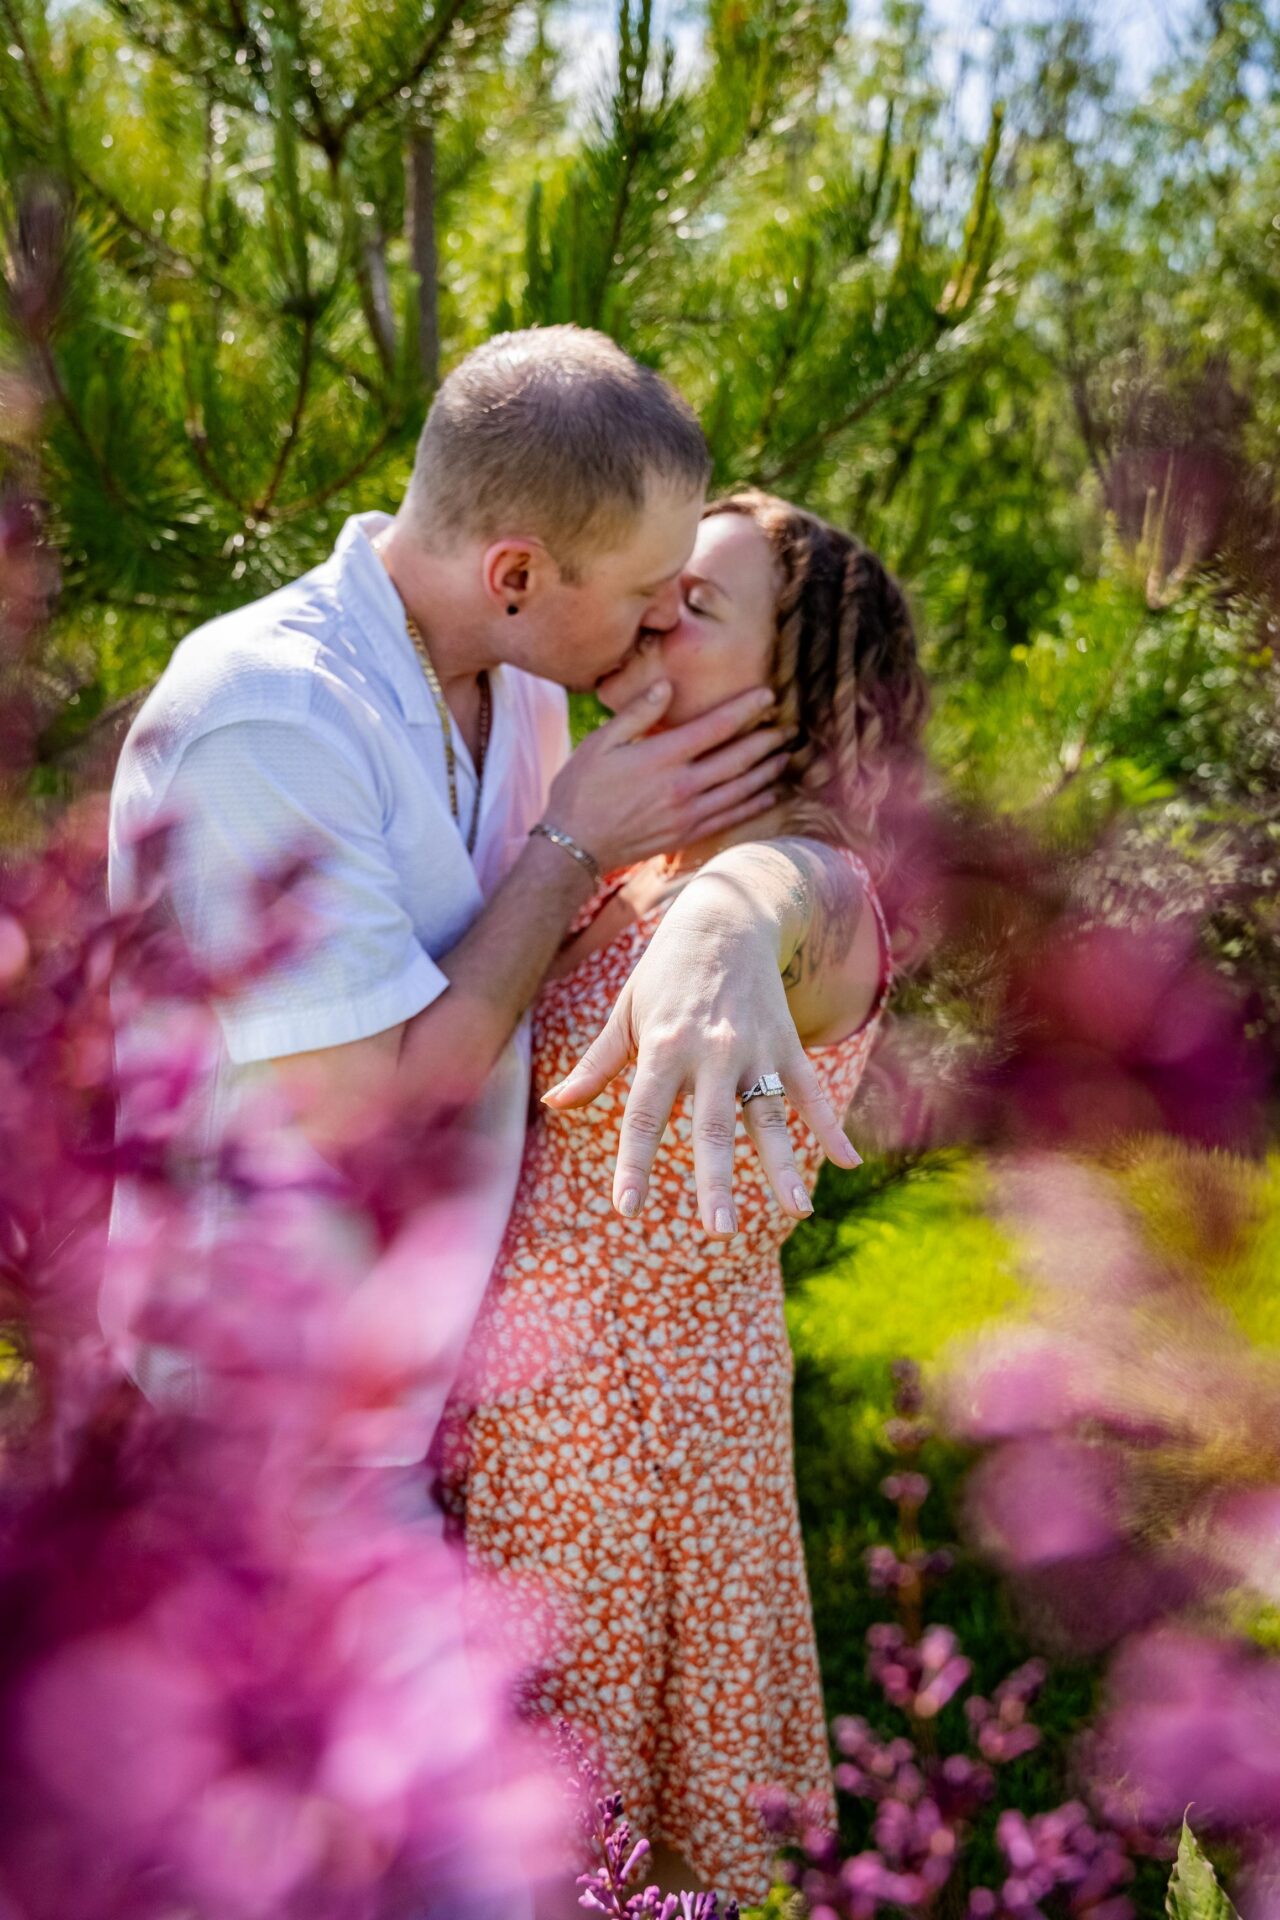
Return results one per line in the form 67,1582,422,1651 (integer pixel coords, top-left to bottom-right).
404,613,491,856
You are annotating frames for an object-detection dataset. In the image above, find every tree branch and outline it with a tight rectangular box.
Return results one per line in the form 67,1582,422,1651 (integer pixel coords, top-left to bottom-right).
751,238,818,455
173,306,257,517
253,312,315,515
344,180,397,376
758,329,941,488
32,337,133,517
168,0,269,84
337,0,476,137
63,156,384,402
102,0,259,117
274,415,404,519
276,0,342,159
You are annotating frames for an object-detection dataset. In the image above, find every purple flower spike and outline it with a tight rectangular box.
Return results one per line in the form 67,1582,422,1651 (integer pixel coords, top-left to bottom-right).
865,1621,975,1720
916,1654,973,1718
753,1782,795,1838
883,1471,932,1510
935,1752,996,1820
833,1713,873,1758
817,1321,1143,1920
979,1722,1042,1762
866,1543,909,1593
973,1799,1135,1920
891,1360,926,1417
965,1657,1047,1765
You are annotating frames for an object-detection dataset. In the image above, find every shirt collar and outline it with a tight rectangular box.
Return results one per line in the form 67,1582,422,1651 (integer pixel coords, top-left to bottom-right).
330,511,438,724
328,512,515,757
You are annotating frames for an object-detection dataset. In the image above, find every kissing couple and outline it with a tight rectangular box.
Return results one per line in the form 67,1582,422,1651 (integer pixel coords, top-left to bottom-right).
108,324,926,1908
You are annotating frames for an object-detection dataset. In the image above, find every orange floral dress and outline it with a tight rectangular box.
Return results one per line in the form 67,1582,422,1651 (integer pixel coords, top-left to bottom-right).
441,849,889,1903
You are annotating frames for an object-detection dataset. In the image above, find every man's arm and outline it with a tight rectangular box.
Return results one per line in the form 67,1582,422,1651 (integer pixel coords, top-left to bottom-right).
543,837,875,1234
269,828,596,1151
253,680,789,1152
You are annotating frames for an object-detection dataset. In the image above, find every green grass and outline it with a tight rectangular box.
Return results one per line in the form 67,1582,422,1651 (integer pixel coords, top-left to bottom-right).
784,1153,1046,1765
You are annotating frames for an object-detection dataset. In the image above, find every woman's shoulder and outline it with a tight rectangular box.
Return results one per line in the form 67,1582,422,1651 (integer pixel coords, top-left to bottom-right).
781,837,892,1049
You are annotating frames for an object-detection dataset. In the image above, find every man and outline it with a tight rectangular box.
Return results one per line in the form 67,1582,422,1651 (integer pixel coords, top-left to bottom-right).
107,325,859,1443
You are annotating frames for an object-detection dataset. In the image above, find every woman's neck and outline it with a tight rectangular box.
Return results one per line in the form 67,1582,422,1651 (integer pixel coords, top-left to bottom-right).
656,801,797,878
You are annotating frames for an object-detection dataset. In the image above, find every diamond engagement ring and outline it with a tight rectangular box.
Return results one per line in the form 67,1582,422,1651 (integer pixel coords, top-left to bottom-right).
740,1072,786,1105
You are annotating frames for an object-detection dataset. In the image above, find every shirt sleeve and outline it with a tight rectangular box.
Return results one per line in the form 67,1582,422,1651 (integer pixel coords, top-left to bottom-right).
159,718,448,1064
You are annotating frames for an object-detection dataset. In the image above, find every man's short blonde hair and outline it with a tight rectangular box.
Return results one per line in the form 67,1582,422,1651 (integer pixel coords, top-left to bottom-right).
406,326,711,577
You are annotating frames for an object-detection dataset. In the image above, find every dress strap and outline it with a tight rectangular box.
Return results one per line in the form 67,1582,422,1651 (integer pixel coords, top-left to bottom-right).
840,847,894,1036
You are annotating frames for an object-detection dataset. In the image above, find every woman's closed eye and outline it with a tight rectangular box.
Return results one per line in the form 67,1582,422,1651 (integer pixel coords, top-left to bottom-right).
683,588,714,616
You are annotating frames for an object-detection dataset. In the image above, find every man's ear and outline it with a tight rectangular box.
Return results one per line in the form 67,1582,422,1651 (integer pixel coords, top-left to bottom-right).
481,538,555,614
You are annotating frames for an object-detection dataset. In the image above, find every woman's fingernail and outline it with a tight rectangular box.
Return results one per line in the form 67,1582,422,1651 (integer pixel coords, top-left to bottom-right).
646,680,671,704
619,1187,641,1217
753,689,773,710
541,1083,565,1105
791,1183,813,1215
714,1206,736,1235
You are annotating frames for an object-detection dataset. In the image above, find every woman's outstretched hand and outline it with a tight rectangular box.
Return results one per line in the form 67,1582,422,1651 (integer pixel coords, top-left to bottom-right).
541,857,862,1236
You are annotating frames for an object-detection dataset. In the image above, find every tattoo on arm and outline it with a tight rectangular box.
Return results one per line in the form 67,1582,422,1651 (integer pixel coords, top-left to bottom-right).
779,841,863,990
708,839,864,991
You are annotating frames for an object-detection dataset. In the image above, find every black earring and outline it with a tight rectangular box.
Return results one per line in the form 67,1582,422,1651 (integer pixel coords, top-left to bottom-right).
506,604,518,616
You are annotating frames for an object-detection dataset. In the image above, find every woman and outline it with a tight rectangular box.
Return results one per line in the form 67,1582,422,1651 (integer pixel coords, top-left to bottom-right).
441,491,927,1904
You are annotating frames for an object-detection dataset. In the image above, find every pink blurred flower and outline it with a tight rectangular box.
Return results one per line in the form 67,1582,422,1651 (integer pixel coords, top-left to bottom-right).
0,782,564,1919
19,1628,228,1835
866,781,1267,1160
967,1436,1124,1570
948,1154,1280,1651
949,1150,1280,1903
1093,1629,1280,1833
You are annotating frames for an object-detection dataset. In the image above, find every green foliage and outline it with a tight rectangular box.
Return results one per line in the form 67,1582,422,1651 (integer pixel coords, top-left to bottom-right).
1167,1821,1241,1920
0,0,559,710
784,1154,1024,1718
1,0,1007,753
5,0,1280,839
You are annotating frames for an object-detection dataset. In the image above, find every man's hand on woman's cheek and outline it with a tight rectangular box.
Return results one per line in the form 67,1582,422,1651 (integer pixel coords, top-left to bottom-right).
541,682,786,875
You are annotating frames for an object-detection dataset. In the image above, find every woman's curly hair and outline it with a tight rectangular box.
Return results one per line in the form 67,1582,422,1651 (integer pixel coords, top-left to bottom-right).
702,490,928,870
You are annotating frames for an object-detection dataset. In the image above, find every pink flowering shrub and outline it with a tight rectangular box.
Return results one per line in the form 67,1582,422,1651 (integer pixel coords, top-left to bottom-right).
0,796,565,1920
949,1152,1280,1652
0,340,561,1910
946,1149,1280,1917
862,784,1268,1164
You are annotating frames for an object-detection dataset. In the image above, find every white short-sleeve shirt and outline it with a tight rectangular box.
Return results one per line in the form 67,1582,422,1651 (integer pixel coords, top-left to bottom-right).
105,511,570,1451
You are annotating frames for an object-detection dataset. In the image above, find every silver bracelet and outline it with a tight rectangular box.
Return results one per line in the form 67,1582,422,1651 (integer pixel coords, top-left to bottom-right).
529,820,602,887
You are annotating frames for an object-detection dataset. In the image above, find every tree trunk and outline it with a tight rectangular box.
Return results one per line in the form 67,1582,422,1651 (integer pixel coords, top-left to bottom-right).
359,216,397,372
407,124,440,394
